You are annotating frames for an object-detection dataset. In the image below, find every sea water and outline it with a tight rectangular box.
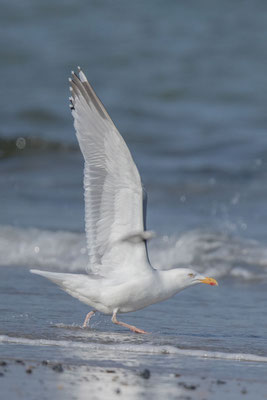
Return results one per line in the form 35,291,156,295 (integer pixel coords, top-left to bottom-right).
1,0,267,384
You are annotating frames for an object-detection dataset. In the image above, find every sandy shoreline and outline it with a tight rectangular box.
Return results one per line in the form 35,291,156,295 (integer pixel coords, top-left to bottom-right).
1,358,266,400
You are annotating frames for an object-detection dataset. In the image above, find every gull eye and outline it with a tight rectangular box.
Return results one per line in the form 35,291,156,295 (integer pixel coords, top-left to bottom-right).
188,273,195,278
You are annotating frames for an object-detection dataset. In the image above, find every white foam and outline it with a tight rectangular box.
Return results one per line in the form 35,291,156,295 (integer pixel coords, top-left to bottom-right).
1,334,267,363
0,225,87,271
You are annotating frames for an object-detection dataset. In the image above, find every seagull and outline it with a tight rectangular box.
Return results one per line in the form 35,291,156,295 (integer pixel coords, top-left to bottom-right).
31,67,218,334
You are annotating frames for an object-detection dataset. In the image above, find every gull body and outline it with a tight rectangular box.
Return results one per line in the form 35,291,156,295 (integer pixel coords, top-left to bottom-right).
31,67,217,334
31,268,211,315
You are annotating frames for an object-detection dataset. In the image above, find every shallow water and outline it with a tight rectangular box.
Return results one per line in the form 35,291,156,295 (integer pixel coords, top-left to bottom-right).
1,263,267,381
1,266,267,381
1,0,267,386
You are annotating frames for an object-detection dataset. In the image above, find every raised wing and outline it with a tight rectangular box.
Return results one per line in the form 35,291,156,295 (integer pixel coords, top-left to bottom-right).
69,67,151,277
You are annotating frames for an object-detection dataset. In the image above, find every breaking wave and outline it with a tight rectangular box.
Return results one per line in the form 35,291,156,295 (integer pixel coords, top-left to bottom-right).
1,225,267,281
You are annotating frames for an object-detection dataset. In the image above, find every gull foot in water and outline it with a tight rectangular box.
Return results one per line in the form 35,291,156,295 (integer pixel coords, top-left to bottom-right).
82,310,96,328
129,326,149,334
112,310,149,334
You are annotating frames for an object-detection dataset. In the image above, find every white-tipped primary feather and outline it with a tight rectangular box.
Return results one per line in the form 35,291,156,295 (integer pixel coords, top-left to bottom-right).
69,68,151,278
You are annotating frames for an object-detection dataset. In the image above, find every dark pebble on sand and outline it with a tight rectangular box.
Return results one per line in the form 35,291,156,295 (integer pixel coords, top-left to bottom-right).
106,370,116,373
42,360,48,366
0,361,7,366
52,363,64,373
16,359,25,365
179,382,197,390
216,380,226,385
0,372,4,377
139,369,150,379
26,367,32,374
115,388,121,394
241,388,247,394
174,373,181,377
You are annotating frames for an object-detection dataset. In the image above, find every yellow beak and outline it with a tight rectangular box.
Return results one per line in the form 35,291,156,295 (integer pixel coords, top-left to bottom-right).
199,277,218,286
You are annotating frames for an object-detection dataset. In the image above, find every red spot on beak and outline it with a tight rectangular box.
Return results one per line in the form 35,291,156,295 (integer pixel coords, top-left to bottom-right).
199,277,218,286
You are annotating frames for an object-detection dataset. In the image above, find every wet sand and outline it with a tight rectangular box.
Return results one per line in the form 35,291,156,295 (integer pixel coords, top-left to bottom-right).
1,358,266,400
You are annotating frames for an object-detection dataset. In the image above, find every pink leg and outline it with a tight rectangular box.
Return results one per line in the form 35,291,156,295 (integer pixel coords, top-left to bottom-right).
82,310,96,328
111,310,148,334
